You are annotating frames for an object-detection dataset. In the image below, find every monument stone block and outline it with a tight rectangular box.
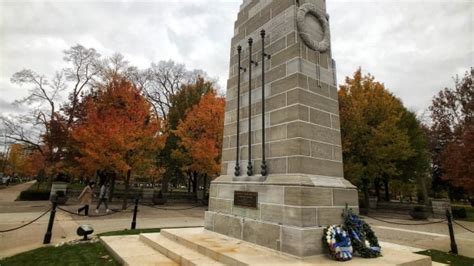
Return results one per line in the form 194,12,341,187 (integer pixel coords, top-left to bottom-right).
206,0,358,257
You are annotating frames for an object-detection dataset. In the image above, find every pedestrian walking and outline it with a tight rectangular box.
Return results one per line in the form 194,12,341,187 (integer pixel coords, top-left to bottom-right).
77,181,95,216
95,182,110,213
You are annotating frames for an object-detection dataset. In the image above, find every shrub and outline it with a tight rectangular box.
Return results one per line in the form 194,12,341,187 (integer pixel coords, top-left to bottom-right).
413,206,425,212
18,190,50,201
410,205,429,220
452,207,467,219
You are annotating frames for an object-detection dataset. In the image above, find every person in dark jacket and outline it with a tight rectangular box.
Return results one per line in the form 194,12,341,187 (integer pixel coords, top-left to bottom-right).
95,182,110,213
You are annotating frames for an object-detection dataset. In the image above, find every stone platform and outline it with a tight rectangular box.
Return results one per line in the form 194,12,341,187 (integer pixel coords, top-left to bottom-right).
101,227,433,265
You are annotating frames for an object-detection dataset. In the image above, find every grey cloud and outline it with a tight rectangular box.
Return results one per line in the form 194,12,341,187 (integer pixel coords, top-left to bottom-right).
1,0,472,119
328,0,473,113
0,98,25,114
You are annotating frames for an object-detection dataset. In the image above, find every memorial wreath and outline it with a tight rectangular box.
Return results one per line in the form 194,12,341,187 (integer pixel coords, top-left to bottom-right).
323,225,353,261
343,211,381,258
323,209,381,261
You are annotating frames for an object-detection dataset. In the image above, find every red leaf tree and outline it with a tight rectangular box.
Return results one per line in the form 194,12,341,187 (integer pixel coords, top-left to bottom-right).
173,91,225,195
72,76,163,208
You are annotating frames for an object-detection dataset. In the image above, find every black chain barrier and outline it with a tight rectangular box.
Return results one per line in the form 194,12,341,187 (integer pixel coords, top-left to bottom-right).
363,215,447,225
0,208,52,233
56,205,130,217
453,220,474,233
139,203,205,211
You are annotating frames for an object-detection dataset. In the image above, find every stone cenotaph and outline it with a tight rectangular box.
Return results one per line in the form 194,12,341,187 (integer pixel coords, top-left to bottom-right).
205,0,358,257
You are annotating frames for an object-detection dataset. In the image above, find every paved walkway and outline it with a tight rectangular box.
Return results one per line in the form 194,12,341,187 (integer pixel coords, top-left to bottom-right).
363,216,474,258
0,181,35,202
0,182,205,259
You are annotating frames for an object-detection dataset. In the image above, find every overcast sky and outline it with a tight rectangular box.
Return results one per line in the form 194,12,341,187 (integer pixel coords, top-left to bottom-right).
1,0,472,118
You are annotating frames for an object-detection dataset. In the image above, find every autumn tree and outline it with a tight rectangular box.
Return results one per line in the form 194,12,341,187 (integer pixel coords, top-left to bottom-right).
339,69,415,207
429,70,473,197
174,91,225,196
159,77,215,193
72,77,163,209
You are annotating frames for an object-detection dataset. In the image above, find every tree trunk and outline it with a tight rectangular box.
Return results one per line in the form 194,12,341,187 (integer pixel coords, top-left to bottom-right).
416,175,429,204
161,175,169,193
122,169,131,210
374,178,381,202
384,179,390,201
362,178,370,210
109,174,116,202
187,177,191,193
203,175,208,196
192,172,197,193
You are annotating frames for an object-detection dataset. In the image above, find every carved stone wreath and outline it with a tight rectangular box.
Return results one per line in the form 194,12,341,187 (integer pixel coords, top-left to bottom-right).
296,3,330,52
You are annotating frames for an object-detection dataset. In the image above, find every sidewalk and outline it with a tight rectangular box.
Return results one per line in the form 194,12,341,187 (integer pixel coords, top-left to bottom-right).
364,215,474,258
0,181,35,202
0,200,205,259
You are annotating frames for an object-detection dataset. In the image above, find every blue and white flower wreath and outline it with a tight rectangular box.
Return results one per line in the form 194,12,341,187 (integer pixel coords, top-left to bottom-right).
344,212,381,258
324,225,353,261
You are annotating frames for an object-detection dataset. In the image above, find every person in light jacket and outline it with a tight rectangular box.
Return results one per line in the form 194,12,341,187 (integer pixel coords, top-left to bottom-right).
95,182,110,213
77,181,95,216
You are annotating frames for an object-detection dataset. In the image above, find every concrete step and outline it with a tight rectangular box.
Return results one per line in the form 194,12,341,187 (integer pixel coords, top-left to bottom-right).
100,235,177,266
102,227,433,265
139,233,224,265
159,228,299,265
159,227,433,265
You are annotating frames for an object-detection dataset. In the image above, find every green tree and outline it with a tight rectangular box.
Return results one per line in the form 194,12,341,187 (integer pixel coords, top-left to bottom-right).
396,110,430,203
339,69,413,207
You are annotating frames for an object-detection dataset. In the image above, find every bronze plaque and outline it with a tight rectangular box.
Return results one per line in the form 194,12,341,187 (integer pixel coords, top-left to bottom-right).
234,191,258,208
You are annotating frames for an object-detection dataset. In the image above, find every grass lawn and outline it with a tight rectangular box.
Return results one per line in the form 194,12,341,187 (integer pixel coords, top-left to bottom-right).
0,228,165,266
28,181,51,191
416,249,474,266
0,242,118,266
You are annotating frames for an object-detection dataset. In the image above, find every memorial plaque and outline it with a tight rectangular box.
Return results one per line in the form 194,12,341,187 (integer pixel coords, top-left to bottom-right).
234,191,258,208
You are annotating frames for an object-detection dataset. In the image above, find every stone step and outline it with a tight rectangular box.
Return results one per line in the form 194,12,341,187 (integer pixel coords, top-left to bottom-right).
100,235,177,266
159,227,433,265
158,228,318,265
139,233,224,265
102,228,433,265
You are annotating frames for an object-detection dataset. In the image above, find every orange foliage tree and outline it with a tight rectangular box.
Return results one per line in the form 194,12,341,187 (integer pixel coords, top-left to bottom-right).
72,77,163,209
173,91,225,195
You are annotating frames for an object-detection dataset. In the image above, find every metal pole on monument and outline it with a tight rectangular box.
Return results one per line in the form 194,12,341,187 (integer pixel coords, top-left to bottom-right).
247,38,254,176
260,29,271,176
234,45,244,176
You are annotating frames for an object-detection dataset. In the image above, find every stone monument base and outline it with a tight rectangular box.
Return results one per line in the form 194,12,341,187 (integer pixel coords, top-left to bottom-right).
101,227,433,265
205,174,358,256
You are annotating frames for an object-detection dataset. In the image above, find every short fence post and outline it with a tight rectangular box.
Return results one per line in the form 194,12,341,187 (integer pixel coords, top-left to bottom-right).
43,195,58,244
446,209,458,254
131,196,139,230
